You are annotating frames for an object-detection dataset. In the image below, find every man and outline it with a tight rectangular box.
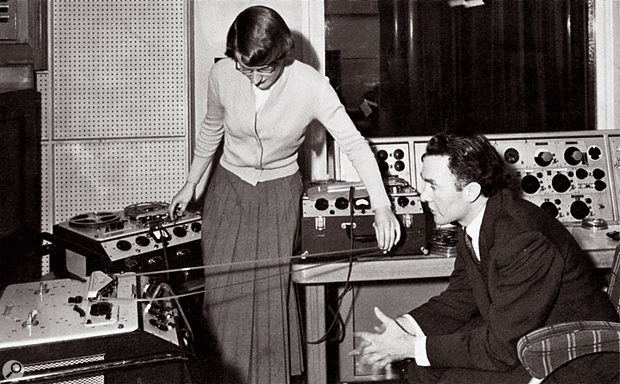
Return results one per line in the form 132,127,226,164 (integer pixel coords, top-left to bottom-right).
351,132,619,383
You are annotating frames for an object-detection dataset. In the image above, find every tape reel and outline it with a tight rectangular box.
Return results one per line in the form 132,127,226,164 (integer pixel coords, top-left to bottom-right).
69,212,121,227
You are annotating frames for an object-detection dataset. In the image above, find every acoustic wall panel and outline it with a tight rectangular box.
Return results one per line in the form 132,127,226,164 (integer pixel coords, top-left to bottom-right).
52,0,188,139
53,139,187,222
36,71,51,140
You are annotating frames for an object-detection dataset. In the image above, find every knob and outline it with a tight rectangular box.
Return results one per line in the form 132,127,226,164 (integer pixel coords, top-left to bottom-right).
124,258,139,270
570,200,590,220
116,240,132,251
379,162,389,174
135,236,150,247
376,150,388,161
592,168,605,179
551,174,571,193
540,202,559,218
397,196,409,207
534,151,554,167
504,148,520,164
594,180,607,191
393,149,405,160
575,168,588,179
190,222,201,232
335,197,349,210
521,175,540,194
173,226,187,237
564,146,584,166
314,198,329,211
394,161,405,172
587,146,602,160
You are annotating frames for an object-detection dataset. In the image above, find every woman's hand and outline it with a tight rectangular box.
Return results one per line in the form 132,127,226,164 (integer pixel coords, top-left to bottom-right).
169,182,196,219
373,205,401,252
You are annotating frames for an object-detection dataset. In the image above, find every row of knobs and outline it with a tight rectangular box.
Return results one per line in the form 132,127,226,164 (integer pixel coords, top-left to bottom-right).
115,222,202,251
504,146,603,166
540,199,593,220
314,196,416,212
521,168,606,194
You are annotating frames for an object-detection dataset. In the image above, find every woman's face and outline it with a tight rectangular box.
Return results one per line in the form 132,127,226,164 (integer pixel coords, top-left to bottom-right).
234,57,285,90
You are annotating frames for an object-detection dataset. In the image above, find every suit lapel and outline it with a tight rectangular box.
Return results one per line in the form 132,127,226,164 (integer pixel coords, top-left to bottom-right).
459,226,492,320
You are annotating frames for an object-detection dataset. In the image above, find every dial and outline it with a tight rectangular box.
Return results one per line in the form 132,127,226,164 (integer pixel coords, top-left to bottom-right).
540,202,559,218
563,146,584,166
594,180,607,191
173,226,187,237
376,150,388,161
135,236,150,247
314,198,329,211
534,151,554,167
190,222,201,232
570,200,590,220
575,168,588,179
503,148,520,164
551,174,571,193
521,175,540,194
335,197,349,210
592,168,605,179
587,146,602,161
394,161,405,172
116,240,132,251
397,196,410,207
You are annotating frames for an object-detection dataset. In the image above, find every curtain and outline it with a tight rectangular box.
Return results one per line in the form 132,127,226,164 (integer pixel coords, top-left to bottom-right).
377,0,595,136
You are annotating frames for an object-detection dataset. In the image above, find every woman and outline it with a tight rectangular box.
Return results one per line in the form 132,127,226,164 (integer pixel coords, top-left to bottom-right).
169,5,401,383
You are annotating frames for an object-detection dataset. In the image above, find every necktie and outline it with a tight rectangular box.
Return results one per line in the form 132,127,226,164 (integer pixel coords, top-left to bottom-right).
464,229,479,262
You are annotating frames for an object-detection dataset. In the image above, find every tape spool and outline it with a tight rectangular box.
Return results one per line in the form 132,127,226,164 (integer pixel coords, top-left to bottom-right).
69,212,121,227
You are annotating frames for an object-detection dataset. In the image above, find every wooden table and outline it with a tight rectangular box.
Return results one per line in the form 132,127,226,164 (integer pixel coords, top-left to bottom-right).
292,222,619,384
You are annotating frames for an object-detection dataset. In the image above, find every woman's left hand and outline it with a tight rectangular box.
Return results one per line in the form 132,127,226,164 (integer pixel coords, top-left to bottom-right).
373,206,401,252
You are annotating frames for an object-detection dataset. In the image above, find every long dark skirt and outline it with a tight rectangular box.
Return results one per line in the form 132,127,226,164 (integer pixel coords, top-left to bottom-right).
200,165,303,384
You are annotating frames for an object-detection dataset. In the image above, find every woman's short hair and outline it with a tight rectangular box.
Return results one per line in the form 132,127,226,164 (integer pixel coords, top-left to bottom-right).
424,132,507,197
225,6,294,67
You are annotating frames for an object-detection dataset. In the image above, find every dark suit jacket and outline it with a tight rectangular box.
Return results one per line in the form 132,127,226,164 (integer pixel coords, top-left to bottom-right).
410,189,618,371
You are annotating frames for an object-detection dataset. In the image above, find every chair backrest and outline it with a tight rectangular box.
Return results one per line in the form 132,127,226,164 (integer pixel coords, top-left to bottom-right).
608,245,620,316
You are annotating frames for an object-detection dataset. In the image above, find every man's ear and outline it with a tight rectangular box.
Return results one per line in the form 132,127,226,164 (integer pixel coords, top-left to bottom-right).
463,182,482,203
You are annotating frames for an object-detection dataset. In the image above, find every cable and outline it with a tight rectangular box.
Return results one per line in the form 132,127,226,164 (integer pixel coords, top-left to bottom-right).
305,186,358,345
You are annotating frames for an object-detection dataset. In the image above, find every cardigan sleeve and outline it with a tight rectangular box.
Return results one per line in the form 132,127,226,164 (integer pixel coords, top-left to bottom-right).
313,77,391,209
187,63,226,184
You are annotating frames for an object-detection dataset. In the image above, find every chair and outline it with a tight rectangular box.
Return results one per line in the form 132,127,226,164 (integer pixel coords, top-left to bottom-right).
517,244,620,384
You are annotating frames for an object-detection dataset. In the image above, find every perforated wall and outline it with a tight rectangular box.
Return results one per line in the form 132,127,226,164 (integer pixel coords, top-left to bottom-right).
41,143,51,232
36,71,50,140
48,0,191,226
52,0,188,139
53,140,187,222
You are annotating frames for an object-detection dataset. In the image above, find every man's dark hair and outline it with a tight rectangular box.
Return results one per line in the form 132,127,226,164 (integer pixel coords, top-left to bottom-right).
424,132,507,197
225,6,294,67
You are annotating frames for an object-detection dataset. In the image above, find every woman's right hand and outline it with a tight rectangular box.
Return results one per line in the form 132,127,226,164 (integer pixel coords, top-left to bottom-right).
169,182,196,219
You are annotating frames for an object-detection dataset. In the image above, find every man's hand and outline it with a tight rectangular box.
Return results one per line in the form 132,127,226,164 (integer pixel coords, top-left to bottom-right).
349,307,416,373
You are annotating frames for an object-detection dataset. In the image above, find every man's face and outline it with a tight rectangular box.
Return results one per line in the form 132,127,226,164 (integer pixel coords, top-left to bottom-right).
419,155,470,226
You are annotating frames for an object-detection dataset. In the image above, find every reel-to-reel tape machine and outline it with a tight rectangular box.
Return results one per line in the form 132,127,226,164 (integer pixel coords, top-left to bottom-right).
51,202,204,292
